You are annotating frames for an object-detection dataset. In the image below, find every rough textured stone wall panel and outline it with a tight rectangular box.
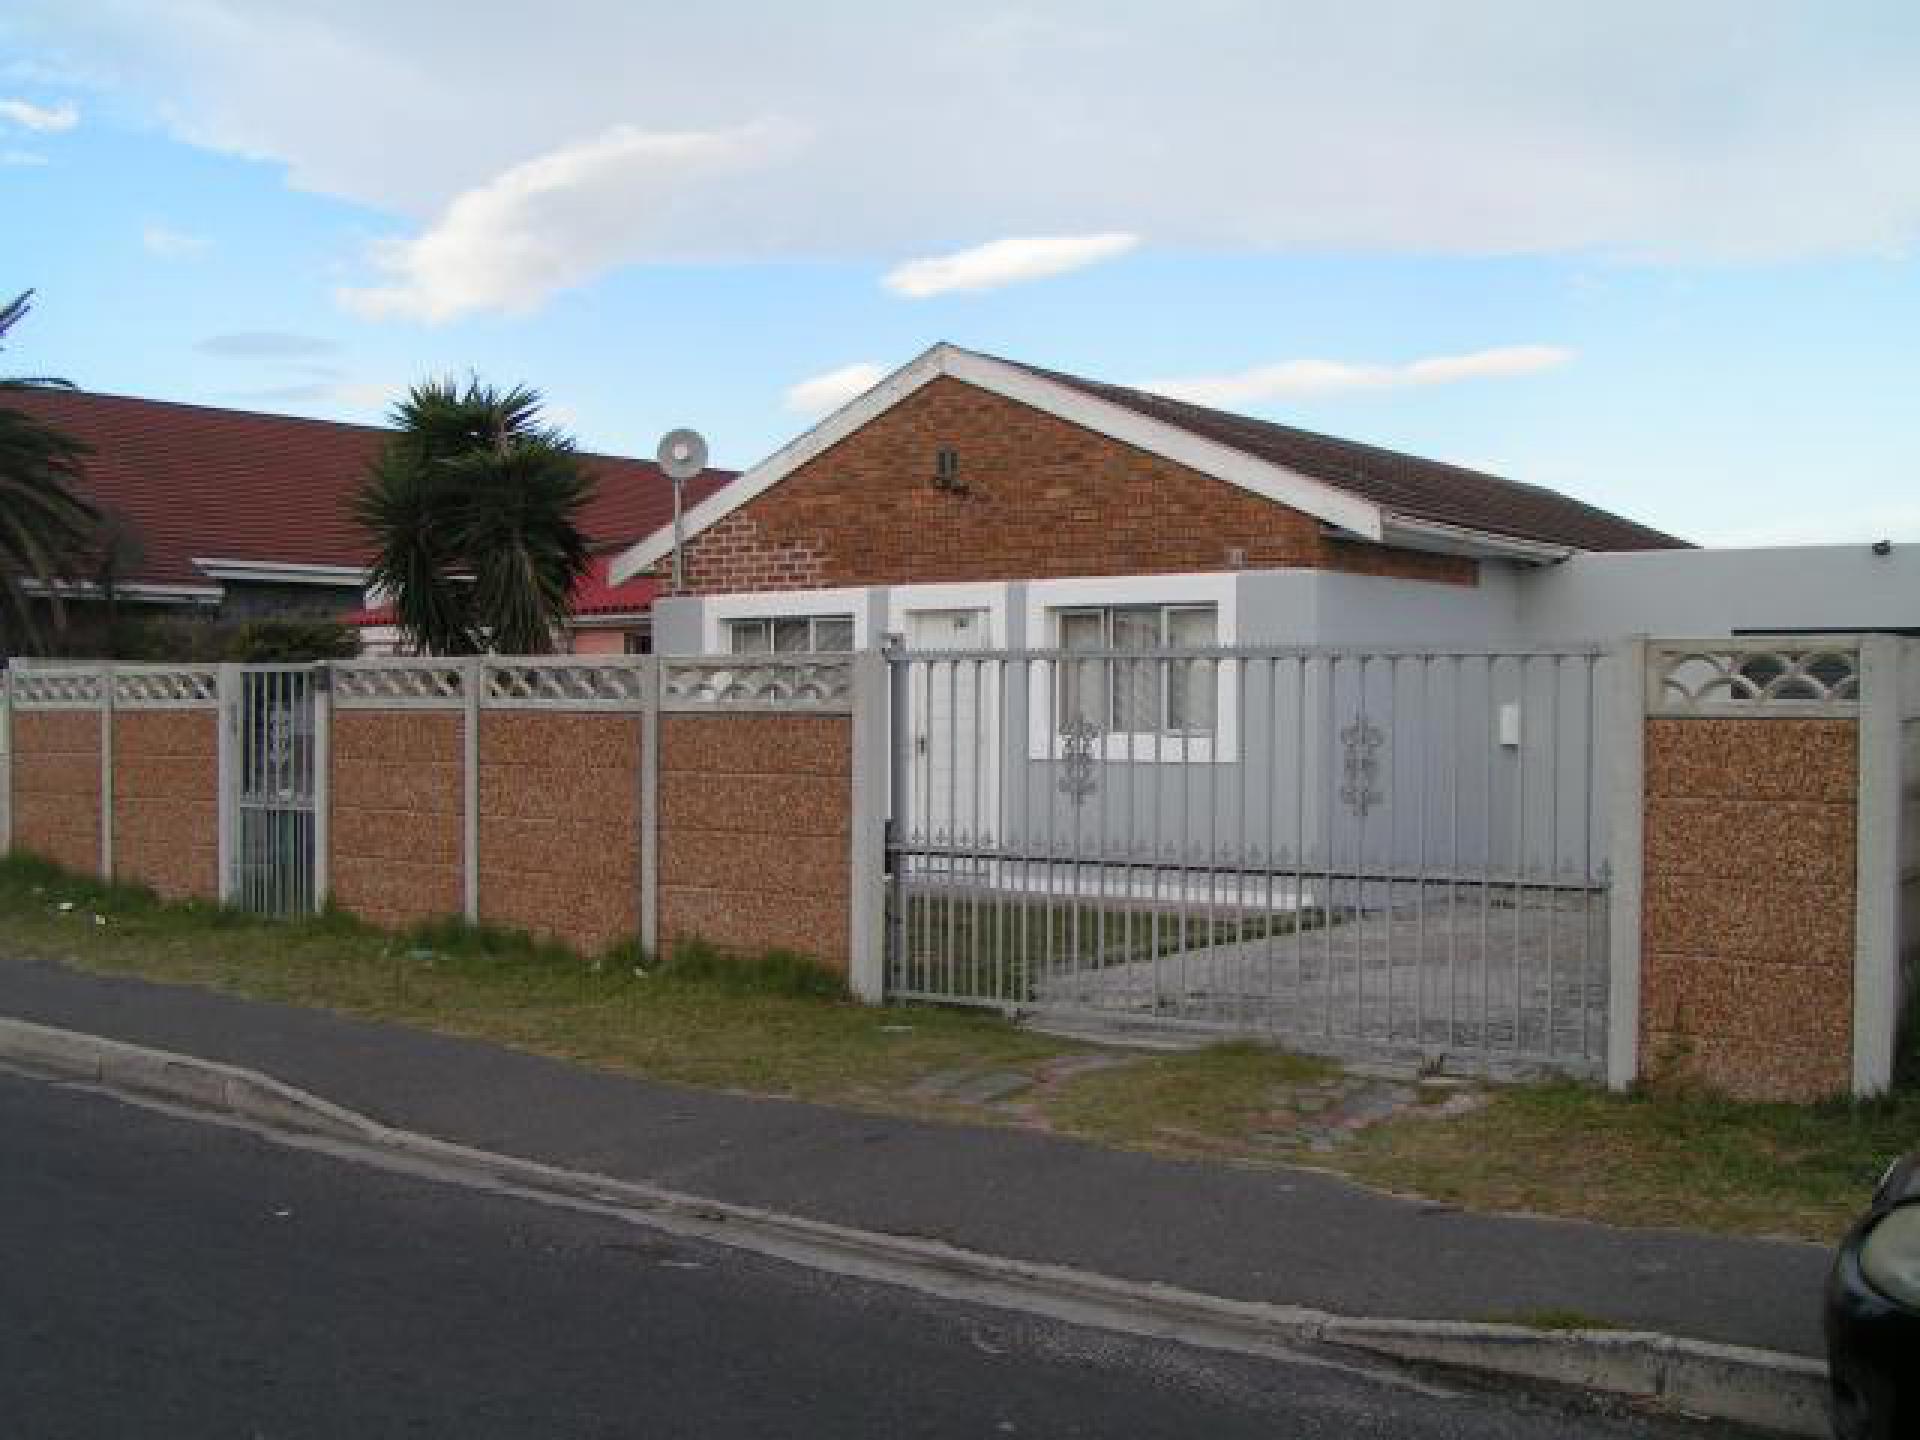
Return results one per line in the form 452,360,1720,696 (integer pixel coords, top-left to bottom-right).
1639,716,1856,1101
11,710,101,876
657,712,850,968
478,712,639,955
329,711,464,930
112,710,218,900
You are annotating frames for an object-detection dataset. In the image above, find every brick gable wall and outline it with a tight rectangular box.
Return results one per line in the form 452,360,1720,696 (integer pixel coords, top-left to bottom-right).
664,377,1473,594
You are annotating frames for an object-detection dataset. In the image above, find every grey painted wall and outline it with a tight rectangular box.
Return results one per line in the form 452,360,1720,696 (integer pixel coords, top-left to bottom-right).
1511,544,1920,641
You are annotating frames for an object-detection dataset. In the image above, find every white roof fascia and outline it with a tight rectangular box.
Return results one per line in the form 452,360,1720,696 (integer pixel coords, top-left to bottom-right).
22,578,223,604
192,557,369,586
610,343,1388,584
1375,514,1574,564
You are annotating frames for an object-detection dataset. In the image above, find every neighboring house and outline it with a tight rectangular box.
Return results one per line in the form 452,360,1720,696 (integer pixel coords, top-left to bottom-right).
612,341,1920,653
344,552,666,656
6,389,732,652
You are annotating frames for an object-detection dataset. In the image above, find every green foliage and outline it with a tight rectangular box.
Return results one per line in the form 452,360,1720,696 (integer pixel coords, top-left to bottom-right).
222,618,362,662
91,615,363,663
400,914,581,970
653,938,850,999
355,378,594,656
0,290,102,655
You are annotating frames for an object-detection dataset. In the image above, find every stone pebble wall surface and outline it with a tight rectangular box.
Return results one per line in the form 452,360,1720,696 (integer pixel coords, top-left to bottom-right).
9,710,101,879
657,712,852,969
111,710,218,901
1640,716,1857,1101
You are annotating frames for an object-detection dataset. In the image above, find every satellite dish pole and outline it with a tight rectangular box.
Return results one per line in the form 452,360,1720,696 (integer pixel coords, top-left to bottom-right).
655,428,709,594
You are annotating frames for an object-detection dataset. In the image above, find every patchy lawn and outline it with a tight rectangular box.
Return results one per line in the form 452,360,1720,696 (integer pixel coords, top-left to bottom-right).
0,855,1074,1105
1340,1077,1918,1241
0,853,1908,1242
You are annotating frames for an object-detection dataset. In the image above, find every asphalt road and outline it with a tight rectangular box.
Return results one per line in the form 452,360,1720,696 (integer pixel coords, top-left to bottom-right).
0,956,1831,1357
0,1070,1749,1439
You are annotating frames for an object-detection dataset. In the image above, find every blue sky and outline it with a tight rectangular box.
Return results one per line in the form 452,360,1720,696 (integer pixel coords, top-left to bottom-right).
3,2,1917,547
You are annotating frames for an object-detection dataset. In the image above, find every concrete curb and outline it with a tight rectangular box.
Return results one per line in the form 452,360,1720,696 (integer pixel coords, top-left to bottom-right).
0,1016,1830,1436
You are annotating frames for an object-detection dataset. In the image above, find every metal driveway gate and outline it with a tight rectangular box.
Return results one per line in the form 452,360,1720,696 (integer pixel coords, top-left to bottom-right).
231,665,319,916
885,643,1613,1073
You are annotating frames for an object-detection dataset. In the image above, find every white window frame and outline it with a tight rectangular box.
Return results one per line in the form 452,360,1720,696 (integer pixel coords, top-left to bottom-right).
701,586,877,654
1024,573,1239,763
725,613,857,654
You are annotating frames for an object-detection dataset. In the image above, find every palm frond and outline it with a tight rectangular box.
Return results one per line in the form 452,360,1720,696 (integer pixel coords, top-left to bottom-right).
0,290,100,654
358,378,593,655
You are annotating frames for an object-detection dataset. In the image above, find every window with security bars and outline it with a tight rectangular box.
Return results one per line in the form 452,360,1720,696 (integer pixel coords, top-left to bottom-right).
1054,604,1218,736
726,615,855,654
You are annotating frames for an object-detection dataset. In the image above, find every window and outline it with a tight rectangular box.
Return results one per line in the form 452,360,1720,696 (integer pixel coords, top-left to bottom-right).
726,614,855,654
1055,604,1218,735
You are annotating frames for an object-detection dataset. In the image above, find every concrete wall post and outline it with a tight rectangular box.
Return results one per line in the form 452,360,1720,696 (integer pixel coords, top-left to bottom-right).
215,663,239,905
1853,634,1903,1096
98,663,114,879
312,663,332,912
463,657,481,924
1605,638,1648,1091
639,656,660,957
848,647,888,1003
0,667,12,858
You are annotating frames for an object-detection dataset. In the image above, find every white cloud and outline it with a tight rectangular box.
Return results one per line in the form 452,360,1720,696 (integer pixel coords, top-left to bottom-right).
0,97,77,132
336,120,803,322
784,362,888,415
141,222,210,258
1,149,48,167
883,233,1139,298
1142,345,1574,407
18,2,1920,271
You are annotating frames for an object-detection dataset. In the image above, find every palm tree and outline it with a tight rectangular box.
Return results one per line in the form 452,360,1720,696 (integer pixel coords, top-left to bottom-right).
0,290,100,655
356,378,594,655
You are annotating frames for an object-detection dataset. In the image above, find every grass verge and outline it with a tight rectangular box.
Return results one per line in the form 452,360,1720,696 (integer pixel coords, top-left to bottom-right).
0,853,1907,1240
1339,1077,1917,1241
1039,1040,1336,1155
0,854,1072,1103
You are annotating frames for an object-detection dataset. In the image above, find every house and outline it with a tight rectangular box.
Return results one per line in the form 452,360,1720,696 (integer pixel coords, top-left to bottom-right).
7,388,733,653
607,342,1920,1015
612,341,1920,652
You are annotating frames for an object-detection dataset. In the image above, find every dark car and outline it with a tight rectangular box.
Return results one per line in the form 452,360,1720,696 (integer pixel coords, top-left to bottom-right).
1827,1152,1920,1439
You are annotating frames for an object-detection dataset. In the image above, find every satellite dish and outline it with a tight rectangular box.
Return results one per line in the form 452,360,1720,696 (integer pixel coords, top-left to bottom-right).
656,428,708,480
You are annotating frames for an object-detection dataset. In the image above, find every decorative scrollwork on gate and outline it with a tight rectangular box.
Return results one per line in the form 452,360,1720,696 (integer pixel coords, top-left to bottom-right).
1339,717,1384,816
1056,716,1102,805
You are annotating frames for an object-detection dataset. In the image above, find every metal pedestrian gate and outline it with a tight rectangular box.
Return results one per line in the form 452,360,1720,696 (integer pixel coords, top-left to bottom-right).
231,666,320,916
885,643,1614,1074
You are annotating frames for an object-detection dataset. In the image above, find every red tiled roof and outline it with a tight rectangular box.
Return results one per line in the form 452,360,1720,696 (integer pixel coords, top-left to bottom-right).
343,552,659,628
7,388,736,589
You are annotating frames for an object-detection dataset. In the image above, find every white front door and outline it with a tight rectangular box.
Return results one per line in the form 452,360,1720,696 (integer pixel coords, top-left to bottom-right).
906,609,999,861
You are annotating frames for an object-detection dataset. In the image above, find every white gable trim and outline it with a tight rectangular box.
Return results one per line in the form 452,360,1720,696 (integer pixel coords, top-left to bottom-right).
609,344,1387,584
